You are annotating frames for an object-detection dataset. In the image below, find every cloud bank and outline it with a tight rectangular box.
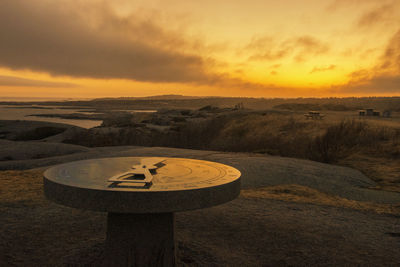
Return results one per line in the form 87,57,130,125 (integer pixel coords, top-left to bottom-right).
337,29,400,94
247,35,329,63
310,65,336,74
0,0,212,84
0,75,76,88
356,3,395,28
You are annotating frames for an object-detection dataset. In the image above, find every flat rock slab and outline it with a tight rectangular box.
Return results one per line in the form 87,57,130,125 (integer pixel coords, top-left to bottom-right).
0,120,79,140
0,139,89,161
1,145,399,204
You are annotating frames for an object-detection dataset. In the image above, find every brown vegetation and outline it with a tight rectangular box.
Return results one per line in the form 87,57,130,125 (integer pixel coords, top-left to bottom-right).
64,109,400,192
1,170,399,266
14,126,66,141
179,115,400,192
4,96,400,111
273,103,360,111
241,184,400,215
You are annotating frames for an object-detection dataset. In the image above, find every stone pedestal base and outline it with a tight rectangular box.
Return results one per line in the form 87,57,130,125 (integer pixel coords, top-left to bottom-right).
104,212,175,267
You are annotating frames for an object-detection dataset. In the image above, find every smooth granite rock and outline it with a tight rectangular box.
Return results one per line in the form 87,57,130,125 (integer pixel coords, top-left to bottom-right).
2,145,399,204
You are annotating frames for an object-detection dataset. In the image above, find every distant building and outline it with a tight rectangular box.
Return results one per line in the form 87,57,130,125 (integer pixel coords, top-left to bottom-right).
382,110,392,118
234,102,244,110
359,108,380,117
304,111,324,119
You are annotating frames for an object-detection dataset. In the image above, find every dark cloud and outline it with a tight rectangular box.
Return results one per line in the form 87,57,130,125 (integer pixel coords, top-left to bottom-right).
333,75,400,94
246,36,291,61
310,65,336,74
270,64,281,69
247,35,329,62
353,75,400,93
378,29,400,71
328,1,399,30
249,49,291,61
326,0,385,11
0,75,77,88
348,69,371,80
292,36,330,62
0,0,212,84
294,36,329,54
356,3,395,28
337,29,400,94
0,0,293,94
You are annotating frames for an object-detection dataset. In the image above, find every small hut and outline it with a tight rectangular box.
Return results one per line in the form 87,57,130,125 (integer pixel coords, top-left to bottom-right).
382,110,392,118
366,108,374,116
359,108,380,117
304,111,324,119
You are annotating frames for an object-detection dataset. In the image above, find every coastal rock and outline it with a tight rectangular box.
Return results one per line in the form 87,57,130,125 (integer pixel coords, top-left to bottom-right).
0,145,399,204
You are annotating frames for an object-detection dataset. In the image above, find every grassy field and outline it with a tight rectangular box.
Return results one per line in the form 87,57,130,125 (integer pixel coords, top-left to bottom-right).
66,108,400,193
178,111,400,192
13,97,394,193
2,98,400,266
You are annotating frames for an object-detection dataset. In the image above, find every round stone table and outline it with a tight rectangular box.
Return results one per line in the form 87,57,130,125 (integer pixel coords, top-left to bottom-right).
43,157,241,266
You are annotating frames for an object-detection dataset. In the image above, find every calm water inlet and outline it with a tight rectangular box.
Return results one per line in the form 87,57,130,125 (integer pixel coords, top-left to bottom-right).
0,105,102,129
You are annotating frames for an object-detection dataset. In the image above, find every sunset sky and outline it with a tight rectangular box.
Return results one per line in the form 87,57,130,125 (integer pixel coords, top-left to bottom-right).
0,0,399,98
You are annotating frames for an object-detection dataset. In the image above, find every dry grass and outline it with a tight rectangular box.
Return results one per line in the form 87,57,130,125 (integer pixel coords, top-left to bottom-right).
175,113,400,191
2,170,400,266
241,184,400,216
65,110,400,192
174,112,325,157
309,119,396,162
0,170,45,205
339,154,400,192
0,170,106,266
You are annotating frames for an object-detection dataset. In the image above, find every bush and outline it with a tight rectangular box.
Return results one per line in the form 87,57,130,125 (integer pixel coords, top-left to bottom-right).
274,103,321,111
308,120,392,162
66,111,399,166
15,127,66,141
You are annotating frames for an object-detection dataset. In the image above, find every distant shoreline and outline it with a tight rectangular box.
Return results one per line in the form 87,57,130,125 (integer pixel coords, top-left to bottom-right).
0,97,92,102
0,105,103,129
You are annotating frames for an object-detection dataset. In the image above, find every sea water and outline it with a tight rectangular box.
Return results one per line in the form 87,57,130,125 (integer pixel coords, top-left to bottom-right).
0,105,102,129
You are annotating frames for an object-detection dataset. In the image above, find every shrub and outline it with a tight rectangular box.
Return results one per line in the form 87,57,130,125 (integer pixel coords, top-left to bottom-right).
15,127,66,141
308,120,393,162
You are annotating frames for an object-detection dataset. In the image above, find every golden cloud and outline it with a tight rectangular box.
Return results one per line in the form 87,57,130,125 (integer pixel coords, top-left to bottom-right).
336,29,400,94
247,35,329,63
0,75,77,88
310,65,336,74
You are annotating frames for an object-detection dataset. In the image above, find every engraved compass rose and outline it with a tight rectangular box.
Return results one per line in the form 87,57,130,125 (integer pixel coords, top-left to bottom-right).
107,157,166,188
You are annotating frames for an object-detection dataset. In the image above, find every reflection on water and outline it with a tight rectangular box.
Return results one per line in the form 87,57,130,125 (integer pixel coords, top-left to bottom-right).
0,105,102,129
0,105,158,129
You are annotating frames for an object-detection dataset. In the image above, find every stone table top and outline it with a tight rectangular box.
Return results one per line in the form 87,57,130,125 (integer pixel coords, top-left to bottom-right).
43,157,241,213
